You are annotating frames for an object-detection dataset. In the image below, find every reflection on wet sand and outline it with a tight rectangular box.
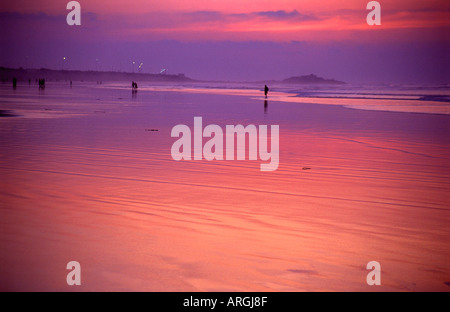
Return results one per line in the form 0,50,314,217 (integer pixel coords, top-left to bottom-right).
0,83,449,291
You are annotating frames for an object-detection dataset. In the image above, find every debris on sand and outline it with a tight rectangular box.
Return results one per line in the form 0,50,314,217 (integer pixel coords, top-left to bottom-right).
0,110,17,117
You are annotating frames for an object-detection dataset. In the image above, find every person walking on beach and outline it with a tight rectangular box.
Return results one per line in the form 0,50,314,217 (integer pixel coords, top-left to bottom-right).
264,85,269,98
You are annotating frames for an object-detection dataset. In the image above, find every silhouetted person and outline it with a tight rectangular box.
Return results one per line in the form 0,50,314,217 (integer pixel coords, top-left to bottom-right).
132,81,138,93
264,85,269,98
12,77,17,89
39,78,45,89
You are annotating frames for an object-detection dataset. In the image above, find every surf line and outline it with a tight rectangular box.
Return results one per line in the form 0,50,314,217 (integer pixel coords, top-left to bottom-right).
171,117,279,171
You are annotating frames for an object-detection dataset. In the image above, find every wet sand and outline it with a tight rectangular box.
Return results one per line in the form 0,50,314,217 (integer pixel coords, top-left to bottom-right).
0,82,449,291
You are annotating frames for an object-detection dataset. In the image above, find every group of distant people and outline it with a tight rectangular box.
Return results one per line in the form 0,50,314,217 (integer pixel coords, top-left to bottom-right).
11,77,45,89
11,77,267,99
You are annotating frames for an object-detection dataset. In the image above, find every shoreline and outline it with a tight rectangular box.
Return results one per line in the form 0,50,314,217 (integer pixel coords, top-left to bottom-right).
2,80,450,116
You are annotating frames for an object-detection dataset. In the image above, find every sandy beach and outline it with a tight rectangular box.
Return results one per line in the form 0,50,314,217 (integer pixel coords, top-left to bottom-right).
0,81,449,291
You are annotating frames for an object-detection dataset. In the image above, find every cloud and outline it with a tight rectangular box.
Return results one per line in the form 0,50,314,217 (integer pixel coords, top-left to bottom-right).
0,11,98,23
2,7,448,45
184,10,224,22
254,10,319,21
184,9,320,23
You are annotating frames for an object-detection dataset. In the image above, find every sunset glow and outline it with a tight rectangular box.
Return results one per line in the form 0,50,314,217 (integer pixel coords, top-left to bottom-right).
1,1,449,293
1,0,448,83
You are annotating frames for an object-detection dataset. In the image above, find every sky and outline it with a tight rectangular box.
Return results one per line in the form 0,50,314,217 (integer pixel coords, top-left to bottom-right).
1,0,449,84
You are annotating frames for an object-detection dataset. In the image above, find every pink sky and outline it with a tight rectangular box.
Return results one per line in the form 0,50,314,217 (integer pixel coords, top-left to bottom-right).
2,0,449,41
1,0,449,82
